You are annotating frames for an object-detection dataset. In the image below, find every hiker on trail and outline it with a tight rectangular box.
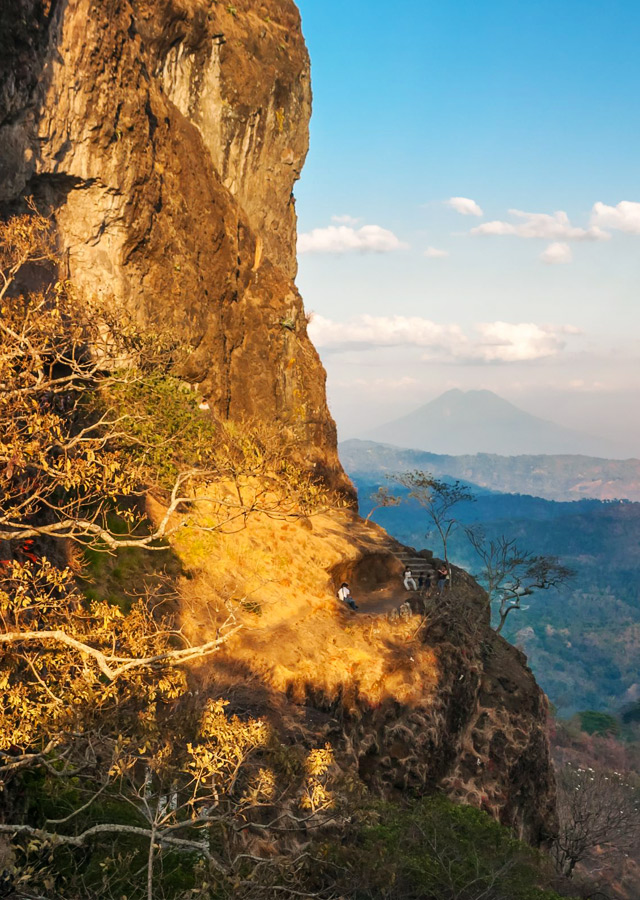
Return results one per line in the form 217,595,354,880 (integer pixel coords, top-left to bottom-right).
436,564,449,594
337,582,358,610
403,567,417,591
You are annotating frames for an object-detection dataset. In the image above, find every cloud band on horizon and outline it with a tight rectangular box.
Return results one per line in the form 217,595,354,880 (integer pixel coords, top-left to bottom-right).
308,314,581,363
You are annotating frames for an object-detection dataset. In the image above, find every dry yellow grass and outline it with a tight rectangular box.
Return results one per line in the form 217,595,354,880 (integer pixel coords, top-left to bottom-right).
166,502,440,709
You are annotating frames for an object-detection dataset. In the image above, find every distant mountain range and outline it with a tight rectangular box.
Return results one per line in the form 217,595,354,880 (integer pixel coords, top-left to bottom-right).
362,388,630,458
340,439,640,502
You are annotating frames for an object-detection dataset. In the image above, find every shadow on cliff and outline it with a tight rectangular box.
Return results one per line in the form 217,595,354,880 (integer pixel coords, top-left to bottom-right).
188,573,556,845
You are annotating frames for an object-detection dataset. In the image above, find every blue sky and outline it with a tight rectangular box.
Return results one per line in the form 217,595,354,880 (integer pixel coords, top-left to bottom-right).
294,0,640,452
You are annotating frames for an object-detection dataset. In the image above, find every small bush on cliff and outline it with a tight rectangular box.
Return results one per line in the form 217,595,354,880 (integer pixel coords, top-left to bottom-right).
320,796,566,900
107,374,218,485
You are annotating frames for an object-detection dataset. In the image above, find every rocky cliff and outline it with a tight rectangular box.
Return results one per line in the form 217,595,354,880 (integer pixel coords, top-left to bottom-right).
0,0,345,486
0,0,557,848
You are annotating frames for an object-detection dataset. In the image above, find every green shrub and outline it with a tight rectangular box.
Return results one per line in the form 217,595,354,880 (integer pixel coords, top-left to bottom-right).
578,710,620,736
107,374,218,486
322,795,566,900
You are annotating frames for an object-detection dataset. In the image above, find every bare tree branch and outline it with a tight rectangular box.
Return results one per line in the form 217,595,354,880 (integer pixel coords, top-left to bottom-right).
0,625,242,681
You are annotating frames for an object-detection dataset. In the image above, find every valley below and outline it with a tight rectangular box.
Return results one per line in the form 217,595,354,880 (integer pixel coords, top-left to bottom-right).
342,438,640,716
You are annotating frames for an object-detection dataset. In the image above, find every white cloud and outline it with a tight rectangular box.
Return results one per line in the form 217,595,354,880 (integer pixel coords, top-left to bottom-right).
468,322,579,362
297,224,407,254
309,314,461,351
423,246,449,258
471,208,610,242
331,214,361,225
308,314,580,363
591,200,640,234
540,242,573,264
446,196,484,217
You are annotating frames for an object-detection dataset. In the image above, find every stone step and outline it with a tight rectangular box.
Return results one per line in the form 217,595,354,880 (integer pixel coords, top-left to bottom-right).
397,552,435,562
395,554,438,589
397,557,435,570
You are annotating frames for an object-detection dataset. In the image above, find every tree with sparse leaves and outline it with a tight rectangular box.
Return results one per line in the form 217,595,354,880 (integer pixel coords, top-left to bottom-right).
552,763,640,878
466,529,574,633
0,203,334,556
391,471,475,585
364,485,401,525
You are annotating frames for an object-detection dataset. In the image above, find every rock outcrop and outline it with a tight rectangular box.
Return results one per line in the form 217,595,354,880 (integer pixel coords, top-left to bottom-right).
177,510,557,846
0,0,345,487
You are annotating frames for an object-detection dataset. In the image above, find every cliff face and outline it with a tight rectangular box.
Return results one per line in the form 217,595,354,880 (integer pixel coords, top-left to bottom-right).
0,0,344,485
0,0,557,846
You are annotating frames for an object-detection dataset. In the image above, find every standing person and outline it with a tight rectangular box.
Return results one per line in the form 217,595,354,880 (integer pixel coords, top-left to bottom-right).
403,567,417,591
337,582,357,610
417,573,425,591
436,564,449,594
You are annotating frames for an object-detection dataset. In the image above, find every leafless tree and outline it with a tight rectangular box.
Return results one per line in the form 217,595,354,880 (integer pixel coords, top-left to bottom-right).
552,763,640,878
466,529,574,633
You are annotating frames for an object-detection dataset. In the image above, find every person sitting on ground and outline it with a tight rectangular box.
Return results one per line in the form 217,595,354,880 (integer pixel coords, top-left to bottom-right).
337,582,357,610
436,564,449,594
403,567,417,591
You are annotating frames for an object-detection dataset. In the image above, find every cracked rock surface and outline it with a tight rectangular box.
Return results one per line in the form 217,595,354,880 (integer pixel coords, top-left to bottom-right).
0,0,346,488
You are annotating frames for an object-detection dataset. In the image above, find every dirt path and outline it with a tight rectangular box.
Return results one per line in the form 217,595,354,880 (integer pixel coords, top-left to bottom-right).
345,550,440,617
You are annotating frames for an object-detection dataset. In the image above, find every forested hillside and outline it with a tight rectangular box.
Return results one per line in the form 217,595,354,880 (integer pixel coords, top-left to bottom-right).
342,439,640,502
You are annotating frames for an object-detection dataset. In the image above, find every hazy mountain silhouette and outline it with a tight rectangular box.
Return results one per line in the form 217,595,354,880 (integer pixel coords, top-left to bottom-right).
363,388,627,457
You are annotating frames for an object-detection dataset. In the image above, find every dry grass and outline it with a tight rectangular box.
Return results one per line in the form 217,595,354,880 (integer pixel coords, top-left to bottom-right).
164,500,440,709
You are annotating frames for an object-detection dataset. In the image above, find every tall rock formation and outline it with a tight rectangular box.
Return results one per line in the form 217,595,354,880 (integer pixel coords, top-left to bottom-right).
0,0,345,486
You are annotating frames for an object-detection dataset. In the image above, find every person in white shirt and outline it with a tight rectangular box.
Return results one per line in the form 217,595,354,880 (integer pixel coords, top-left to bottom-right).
403,567,417,591
337,582,357,610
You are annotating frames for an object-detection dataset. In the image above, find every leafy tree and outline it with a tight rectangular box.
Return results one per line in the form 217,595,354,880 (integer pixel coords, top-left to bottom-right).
578,710,620,737
324,796,565,900
391,471,475,584
621,699,640,725
466,530,574,633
